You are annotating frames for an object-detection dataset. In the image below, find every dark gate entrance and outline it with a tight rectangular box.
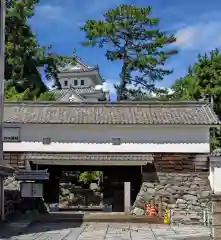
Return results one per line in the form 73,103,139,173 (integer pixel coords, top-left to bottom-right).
103,166,142,212
59,171,103,211
37,165,142,212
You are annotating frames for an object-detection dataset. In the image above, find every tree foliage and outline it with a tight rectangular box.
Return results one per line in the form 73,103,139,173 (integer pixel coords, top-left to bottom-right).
81,4,177,100
5,0,76,100
114,83,173,101
4,84,56,101
171,48,221,149
78,171,102,184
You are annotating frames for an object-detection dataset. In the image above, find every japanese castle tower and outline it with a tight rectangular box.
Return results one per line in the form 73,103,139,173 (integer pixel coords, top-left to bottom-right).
53,57,110,102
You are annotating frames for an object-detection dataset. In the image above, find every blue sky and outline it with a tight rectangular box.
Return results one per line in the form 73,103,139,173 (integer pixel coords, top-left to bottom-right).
29,0,221,93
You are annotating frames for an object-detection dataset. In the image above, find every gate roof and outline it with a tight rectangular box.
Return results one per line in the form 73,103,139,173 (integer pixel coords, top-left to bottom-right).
4,100,220,125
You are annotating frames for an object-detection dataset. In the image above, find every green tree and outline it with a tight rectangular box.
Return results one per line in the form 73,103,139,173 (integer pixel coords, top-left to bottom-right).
4,86,26,100
114,84,173,101
171,75,201,100
171,48,221,149
79,171,102,184
81,4,177,100
34,91,56,101
171,49,221,115
4,85,56,101
5,0,76,100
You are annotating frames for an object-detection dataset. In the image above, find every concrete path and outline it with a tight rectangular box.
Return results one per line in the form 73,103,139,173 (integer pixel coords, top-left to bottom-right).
0,222,212,240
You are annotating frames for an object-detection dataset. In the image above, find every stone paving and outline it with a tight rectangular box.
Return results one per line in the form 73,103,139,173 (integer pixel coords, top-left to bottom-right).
0,222,212,240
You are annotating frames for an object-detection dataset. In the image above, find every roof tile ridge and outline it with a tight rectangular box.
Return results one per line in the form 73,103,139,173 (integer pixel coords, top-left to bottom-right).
76,56,90,68
69,89,86,102
203,104,220,123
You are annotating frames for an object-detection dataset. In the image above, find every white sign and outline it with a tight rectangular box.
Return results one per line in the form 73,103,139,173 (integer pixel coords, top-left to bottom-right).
3,127,20,142
20,182,43,198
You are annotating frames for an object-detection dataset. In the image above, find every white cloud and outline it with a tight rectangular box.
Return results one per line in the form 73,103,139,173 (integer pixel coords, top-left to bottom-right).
34,0,123,27
97,81,141,94
34,4,68,24
174,21,221,51
97,82,174,98
174,26,200,49
84,0,124,15
102,82,116,93
96,82,116,94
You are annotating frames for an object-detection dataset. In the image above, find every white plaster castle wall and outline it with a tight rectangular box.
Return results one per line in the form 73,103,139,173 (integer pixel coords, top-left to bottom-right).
209,158,221,194
5,124,210,144
59,76,94,88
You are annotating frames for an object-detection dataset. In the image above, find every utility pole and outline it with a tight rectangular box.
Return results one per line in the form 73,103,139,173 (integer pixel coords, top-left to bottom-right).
0,0,5,161
0,1,14,221
0,0,5,220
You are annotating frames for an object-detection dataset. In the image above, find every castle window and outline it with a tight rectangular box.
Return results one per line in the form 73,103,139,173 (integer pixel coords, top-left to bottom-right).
64,80,68,86
43,137,51,145
81,79,84,85
112,138,121,145
74,80,78,86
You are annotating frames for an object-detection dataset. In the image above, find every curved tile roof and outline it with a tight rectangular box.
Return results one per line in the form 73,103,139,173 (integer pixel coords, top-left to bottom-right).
3,101,220,125
52,87,104,101
58,57,98,73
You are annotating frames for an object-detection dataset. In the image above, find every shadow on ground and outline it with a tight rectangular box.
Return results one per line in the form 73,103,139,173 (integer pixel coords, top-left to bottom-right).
0,214,84,238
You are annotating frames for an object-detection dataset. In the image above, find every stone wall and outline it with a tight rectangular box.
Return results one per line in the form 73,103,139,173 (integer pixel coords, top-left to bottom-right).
131,172,211,225
212,195,221,240
4,176,21,218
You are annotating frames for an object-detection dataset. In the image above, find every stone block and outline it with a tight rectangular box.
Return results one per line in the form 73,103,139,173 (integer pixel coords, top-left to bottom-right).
212,201,221,213
183,194,197,201
189,213,201,220
212,226,221,239
212,213,221,226
177,203,187,209
131,207,145,215
143,182,155,188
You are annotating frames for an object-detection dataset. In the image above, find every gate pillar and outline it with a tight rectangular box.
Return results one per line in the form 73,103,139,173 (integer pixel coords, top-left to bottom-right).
124,182,131,213
212,194,221,240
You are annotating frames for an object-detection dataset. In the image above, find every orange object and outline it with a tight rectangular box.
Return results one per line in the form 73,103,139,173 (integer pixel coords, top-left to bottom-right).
150,205,157,216
146,204,151,216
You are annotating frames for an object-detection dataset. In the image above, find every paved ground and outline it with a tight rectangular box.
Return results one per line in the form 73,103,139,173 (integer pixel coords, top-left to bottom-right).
0,222,212,240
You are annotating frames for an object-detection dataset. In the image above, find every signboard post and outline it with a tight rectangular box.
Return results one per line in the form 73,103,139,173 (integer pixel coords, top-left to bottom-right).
16,170,49,199
20,182,43,198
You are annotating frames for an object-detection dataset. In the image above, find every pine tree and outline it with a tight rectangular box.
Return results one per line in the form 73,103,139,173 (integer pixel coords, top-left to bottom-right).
171,49,221,149
81,4,177,100
5,0,76,100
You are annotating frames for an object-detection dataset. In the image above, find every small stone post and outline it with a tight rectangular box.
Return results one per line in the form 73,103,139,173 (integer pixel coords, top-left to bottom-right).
124,182,131,213
212,194,221,240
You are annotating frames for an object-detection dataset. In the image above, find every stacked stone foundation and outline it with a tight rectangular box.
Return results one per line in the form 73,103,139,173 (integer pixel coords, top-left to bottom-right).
212,195,221,240
132,172,211,225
